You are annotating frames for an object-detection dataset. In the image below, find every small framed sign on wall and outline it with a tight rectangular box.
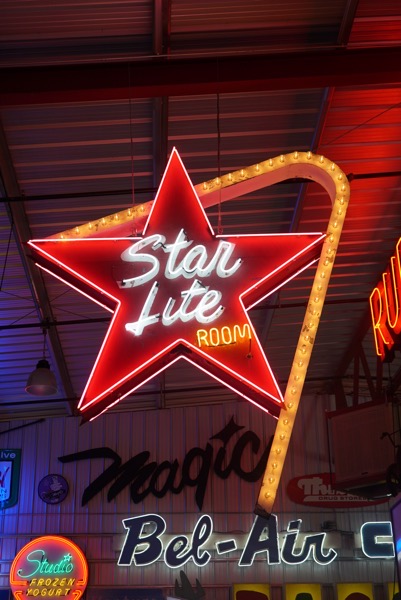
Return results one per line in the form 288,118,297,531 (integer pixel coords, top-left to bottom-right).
0,449,21,509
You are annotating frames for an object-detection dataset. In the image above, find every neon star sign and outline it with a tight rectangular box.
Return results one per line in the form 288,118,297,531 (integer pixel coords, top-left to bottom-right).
29,149,325,421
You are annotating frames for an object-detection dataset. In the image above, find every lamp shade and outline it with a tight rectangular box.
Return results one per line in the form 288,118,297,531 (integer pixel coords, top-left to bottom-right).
25,359,58,396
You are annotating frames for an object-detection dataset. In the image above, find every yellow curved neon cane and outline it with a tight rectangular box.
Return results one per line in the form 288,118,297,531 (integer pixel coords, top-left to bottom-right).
197,151,350,516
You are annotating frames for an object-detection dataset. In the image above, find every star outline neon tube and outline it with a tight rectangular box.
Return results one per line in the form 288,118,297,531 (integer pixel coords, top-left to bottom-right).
28,148,324,421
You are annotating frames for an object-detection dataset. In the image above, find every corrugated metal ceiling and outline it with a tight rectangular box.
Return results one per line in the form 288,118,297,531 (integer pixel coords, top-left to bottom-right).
1,0,401,421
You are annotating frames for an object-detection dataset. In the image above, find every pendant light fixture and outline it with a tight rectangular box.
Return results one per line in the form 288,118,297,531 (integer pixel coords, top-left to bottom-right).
25,328,58,396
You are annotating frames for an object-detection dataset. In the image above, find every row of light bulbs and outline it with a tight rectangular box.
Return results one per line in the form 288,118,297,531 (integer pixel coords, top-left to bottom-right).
53,150,345,241
52,204,148,240
197,150,345,196
255,152,350,516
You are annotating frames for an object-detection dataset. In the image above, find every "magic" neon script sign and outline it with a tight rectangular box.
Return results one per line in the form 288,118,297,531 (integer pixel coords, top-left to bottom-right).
29,149,324,420
59,418,272,510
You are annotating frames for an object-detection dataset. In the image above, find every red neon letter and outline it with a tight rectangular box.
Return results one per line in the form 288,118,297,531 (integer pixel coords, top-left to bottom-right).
369,284,394,357
383,256,401,333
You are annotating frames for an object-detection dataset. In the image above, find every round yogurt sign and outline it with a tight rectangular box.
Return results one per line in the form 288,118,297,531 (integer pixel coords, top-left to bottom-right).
10,536,88,600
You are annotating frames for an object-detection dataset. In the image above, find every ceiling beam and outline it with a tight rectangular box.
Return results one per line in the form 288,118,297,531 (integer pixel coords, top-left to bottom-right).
1,46,401,106
337,0,360,46
0,120,77,414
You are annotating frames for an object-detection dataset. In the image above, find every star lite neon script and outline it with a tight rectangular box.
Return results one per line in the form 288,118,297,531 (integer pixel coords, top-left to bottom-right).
29,149,324,420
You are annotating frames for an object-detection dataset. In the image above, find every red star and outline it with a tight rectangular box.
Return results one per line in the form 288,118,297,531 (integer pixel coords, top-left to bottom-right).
29,149,324,421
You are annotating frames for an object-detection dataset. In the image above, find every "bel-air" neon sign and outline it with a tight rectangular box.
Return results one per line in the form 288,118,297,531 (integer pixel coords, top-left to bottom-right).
117,513,394,570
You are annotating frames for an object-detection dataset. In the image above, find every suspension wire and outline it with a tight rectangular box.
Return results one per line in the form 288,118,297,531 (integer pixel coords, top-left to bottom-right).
216,90,222,234
0,217,14,292
321,99,401,147
1,287,72,330
128,64,135,209
42,327,47,359
0,296,370,332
